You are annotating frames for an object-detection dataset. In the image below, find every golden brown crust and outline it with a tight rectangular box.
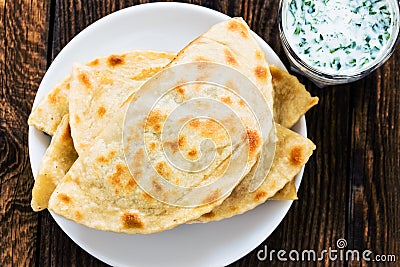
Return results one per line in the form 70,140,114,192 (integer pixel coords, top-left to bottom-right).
155,161,172,178
121,212,144,228
224,49,238,66
187,147,199,159
254,65,268,81
227,19,249,38
254,190,267,201
290,145,305,166
221,96,232,105
58,193,71,204
78,72,91,88
107,54,125,67
96,106,106,118
146,109,166,133
246,128,261,155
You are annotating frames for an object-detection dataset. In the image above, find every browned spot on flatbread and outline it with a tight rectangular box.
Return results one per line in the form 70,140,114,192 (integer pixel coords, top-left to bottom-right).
224,49,237,66
202,189,221,204
97,106,106,118
187,147,199,159
131,67,162,80
96,150,116,164
96,155,109,164
221,96,232,105
227,20,248,38
107,54,125,67
178,135,186,148
109,150,117,158
66,82,70,90
290,145,305,166
189,119,222,138
74,114,81,124
149,142,157,152
78,72,91,88
254,190,267,201
230,205,238,211
188,119,200,128
239,99,246,106
108,163,130,189
202,211,215,218
146,109,166,133
176,86,185,97
155,161,171,178
74,211,83,221
121,212,144,228
47,87,61,104
58,193,71,204
142,191,153,201
247,129,261,155
125,178,136,191
87,58,99,66
254,65,267,81
255,50,264,60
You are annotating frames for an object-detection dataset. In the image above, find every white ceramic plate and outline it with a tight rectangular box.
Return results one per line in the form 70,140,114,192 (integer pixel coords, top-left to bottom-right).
29,3,307,267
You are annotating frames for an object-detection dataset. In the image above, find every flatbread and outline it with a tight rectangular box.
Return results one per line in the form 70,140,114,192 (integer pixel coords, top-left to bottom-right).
48,18,273,233
28,77,70,136
271,65,319,128
195,124,315,222
31,57,317,210
169,17,274,113
28,51,175,136
31,115,78,211
68,51,175,155
270,180,298,200
268,66,318,200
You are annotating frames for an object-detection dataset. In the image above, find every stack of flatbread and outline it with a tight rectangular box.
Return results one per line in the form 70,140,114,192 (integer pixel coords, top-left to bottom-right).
29,18,318,234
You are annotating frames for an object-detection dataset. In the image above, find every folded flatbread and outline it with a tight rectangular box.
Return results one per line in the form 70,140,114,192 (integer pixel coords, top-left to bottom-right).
271,65,319,128
194,124,315,222
31,115,77,211
28,51,175,136
30,58,317,212
47,18,274,233
28,77,70,136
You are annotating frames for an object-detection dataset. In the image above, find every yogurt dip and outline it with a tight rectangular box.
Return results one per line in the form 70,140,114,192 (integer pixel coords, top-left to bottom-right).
279,0,400,86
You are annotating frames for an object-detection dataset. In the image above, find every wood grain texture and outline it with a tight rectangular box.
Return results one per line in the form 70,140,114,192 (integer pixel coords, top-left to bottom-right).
348,50,400,266
2,0,399,266
0,0,50,266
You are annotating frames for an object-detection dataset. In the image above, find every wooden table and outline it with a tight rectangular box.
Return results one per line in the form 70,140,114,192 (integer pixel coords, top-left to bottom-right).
1,0,399,266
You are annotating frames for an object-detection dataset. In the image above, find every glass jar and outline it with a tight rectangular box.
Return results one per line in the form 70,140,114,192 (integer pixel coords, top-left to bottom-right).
278,0,400,87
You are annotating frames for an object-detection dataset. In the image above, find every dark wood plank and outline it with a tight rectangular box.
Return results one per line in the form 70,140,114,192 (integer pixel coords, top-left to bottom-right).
348,49,400,267
38,1,120,265
0,0,51,266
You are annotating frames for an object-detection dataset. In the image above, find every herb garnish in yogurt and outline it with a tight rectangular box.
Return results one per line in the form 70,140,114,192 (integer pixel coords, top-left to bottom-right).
284,0,396,74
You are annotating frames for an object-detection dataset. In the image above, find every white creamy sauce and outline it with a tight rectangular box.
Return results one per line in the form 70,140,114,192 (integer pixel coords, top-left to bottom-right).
283,0,396,74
